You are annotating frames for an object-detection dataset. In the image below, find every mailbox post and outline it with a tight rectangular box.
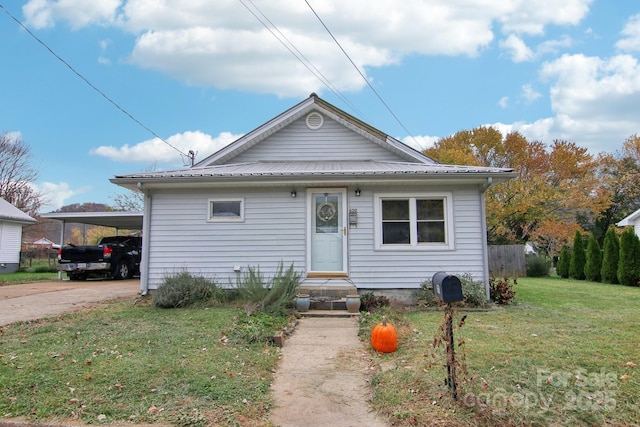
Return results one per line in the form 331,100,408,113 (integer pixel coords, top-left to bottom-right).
432,272,464,400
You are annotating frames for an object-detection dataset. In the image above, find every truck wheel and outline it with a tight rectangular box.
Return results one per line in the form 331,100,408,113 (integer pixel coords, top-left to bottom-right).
112,262,131,280
69,273,87,281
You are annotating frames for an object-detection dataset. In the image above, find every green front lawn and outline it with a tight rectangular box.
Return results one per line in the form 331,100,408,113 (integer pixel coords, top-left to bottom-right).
367,277,640,426
1,277,638,426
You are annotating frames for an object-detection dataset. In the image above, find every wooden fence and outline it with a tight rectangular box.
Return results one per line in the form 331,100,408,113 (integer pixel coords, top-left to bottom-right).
488,245,526,277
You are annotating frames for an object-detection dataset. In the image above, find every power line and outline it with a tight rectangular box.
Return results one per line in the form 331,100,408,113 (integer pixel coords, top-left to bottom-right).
237,0,362,116
0,2,192,163
304,0,425,150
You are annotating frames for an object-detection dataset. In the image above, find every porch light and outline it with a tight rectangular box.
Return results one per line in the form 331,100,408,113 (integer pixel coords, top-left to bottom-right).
355,188,361,197
291,190,297,198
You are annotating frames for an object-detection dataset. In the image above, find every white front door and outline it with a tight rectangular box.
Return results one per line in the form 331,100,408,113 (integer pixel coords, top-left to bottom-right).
308,189,348,275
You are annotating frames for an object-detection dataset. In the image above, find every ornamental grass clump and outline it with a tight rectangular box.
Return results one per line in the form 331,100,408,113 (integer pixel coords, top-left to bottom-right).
235,261,302,314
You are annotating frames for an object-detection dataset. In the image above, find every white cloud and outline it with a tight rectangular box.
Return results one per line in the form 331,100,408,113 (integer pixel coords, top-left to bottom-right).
91,130,241,165
616,13,640,52
36,181,88,211
402,134,439,151
497,0,591,35
23,0,121,29
21,0,592,97
498,96,509,109
500,34,534,62
521,84,542,103
488,53,640,152
500,34,573,63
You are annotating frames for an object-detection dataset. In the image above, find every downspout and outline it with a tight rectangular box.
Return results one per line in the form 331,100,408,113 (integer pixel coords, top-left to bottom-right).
137,182,152,296
480,177,492,300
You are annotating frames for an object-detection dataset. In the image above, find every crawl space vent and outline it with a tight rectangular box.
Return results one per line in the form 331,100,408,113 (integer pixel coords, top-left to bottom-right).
305,112,324,130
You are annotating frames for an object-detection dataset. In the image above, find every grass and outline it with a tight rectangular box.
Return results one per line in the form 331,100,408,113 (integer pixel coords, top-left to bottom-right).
362,277,640,426
0,299,289,426
2,276,639,426
0,260,58,285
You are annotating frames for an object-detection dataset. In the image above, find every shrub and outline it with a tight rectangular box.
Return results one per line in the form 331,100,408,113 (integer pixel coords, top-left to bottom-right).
153,271,221,308
458,273,488,307
489,275,516,304
584,234,602,282
569,230,586,280
556,245,571,278
526,255,550,277
601,227,620,284
236,262,302,314
417,274,488,307
415,282,438,307
618,228,640,286
360,292,390,312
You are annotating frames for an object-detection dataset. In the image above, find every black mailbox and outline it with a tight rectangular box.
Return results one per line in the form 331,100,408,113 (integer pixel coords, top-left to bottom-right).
432,272,463,303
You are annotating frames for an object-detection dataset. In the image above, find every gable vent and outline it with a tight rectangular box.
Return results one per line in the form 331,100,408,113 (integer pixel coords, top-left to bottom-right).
305,112,324,130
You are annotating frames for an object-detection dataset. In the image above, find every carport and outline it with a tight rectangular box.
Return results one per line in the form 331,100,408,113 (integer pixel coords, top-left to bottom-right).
39,211,144,280
40,211,144,244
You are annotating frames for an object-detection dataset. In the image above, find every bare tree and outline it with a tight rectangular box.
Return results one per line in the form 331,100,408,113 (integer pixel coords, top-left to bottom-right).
110,190,144,211
0,132,44,216
109,162,156,212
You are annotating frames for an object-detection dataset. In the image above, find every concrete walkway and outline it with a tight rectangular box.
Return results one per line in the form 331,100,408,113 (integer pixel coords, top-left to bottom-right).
269,316,388,427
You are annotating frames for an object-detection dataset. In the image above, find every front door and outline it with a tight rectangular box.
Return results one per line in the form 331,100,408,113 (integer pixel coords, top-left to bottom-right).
308,189,348,276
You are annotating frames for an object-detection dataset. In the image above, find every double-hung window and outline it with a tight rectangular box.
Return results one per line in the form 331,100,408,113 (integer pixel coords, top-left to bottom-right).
208,198,244,222
375,193,454,250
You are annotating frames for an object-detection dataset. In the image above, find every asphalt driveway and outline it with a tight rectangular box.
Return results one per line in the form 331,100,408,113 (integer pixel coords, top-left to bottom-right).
0,279,141,326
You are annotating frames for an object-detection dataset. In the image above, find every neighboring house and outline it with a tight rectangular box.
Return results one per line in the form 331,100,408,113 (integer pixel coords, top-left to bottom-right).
111,94,516,300
28,237,59,250
618,208,640,237
0,198,37,273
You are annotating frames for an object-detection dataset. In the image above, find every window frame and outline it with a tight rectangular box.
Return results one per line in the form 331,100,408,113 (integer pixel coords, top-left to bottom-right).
207,198,245,222
374,192,454,250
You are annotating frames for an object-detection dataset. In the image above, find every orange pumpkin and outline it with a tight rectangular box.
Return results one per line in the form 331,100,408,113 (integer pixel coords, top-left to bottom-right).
371,317,398,353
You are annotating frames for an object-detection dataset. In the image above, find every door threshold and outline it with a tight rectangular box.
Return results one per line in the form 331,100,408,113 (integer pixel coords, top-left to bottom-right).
306,272,349,279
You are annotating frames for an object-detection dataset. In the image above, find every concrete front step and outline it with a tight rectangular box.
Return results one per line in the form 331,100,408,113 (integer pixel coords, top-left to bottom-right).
301,310,359,318
296,285,357,300
310,298,347,311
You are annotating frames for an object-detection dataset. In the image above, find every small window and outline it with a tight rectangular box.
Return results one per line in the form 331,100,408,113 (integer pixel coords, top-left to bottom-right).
208,199,244,222
376,193,454,250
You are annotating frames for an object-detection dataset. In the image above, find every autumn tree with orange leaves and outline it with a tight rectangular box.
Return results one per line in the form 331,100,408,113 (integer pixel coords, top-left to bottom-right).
424,127,610,255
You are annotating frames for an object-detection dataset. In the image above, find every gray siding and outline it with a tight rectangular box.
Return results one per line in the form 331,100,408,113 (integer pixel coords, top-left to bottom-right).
145,188,307,289
346,185,486,290
232,115,407,163
0,221,22,264
145,184,487,290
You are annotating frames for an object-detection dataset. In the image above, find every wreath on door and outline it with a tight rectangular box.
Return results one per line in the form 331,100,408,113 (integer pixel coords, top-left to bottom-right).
317,201,337,222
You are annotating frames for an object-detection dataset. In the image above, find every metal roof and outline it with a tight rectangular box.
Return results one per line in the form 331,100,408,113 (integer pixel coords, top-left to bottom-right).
40,211,143,230
113,160,514,180
0,198,36,224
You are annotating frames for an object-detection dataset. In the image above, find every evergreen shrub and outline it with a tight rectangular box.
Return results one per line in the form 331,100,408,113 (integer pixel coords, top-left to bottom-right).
556,245,571,278
601,227,620,284
618,228,640,286
526,255,550,277
569,230,586,280
584,234,602,282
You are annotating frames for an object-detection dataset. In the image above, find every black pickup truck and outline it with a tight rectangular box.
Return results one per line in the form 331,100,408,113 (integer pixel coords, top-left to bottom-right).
57,236,142,281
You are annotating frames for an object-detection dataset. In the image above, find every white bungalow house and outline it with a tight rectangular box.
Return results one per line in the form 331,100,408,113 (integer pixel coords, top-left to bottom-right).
618,207,640,237
0,197,36,273
111,94,516,302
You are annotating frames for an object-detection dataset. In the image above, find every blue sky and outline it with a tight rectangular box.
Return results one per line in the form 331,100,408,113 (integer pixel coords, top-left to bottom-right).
1,0,640,212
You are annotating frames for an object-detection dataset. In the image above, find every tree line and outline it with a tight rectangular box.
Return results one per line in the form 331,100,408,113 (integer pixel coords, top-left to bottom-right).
424,127,640,253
